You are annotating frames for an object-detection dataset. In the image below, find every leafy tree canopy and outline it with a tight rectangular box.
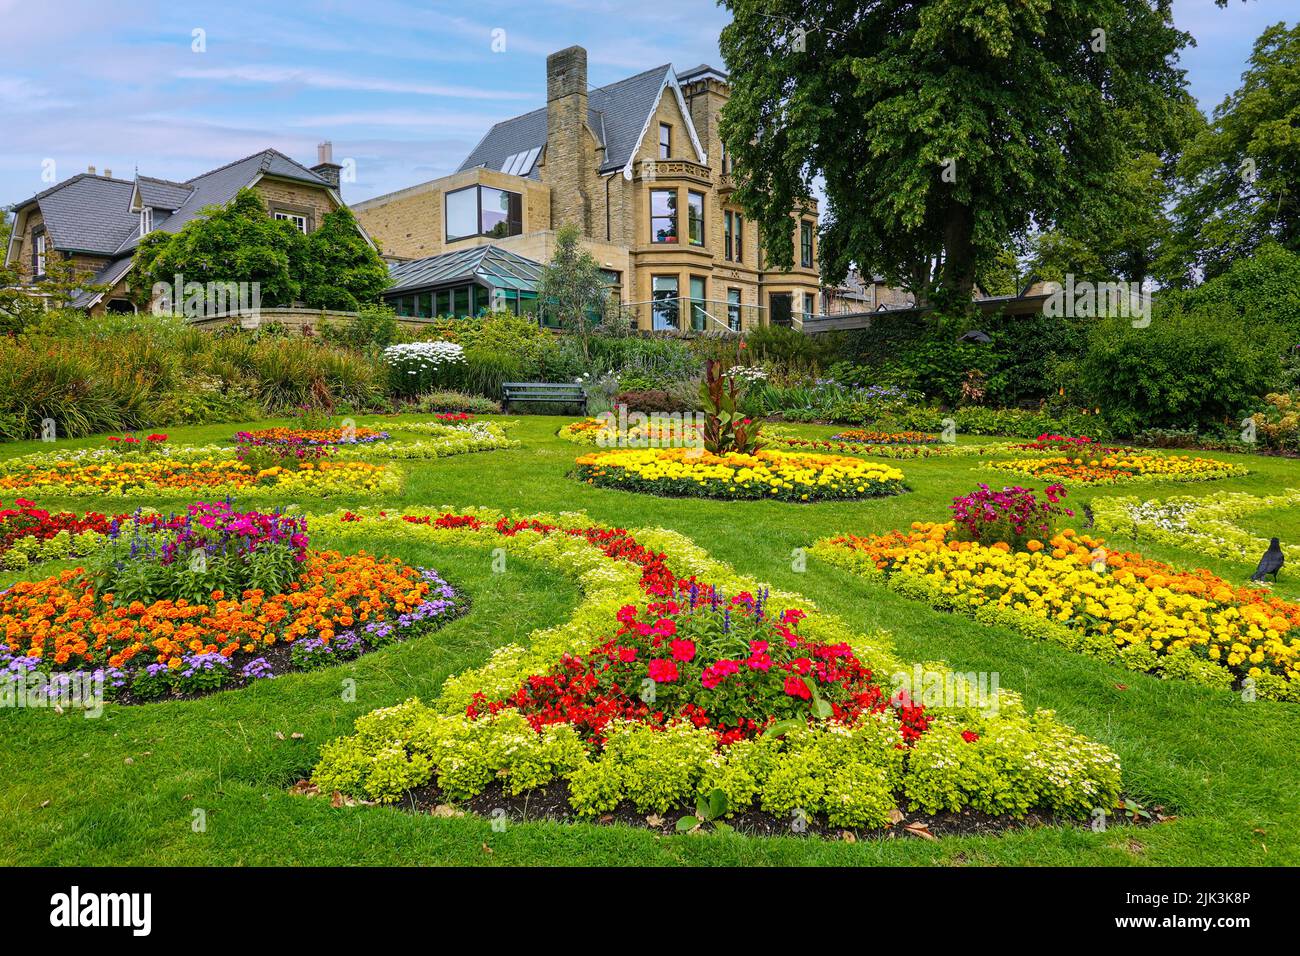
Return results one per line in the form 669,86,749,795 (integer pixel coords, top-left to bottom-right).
719,0,1194,307
301,207,390,311
132,189,388,312
537,224,608,357
133,189,304,307
1169,21,1300,282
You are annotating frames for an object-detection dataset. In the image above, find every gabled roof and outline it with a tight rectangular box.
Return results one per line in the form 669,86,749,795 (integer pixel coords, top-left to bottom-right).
22,174,138,255
9,149,331,260
458,63,705,181
133,176,193,212
387,244,546,294
115,148,330,254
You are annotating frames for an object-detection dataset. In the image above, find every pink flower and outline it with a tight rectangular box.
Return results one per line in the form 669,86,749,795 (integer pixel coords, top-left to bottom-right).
783,676,811,700
647,658,679,683
669,639,695,662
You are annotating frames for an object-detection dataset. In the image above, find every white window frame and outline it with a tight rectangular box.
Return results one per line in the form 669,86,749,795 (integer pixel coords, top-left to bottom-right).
34,231,47,276
274,211,309,234
140,207,153,237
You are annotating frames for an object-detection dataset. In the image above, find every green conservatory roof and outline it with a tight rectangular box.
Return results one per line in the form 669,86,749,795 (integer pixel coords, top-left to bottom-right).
386,244,545,294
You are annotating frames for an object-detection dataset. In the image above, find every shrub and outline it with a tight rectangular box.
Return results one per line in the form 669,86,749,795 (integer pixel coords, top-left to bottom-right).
407,390,502,414
1078,305,1277,437
612,389,689,413
383,341,466,398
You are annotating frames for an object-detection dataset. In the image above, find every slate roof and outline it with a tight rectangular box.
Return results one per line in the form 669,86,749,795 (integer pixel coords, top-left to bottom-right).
386,245,546,294
26,175,138,255
134,176,193,211
12,149,331,259
458,64,680,178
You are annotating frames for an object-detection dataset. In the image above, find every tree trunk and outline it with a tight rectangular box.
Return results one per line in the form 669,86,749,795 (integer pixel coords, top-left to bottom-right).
940,204,978,303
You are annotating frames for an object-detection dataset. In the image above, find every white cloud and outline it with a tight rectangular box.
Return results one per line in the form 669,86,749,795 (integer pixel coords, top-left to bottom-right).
173,64,534,100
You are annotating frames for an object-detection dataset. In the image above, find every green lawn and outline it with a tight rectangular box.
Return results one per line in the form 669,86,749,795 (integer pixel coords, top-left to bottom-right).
1,414,1297,866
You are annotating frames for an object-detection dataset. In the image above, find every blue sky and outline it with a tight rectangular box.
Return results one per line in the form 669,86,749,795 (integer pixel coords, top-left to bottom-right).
0,0,1290,208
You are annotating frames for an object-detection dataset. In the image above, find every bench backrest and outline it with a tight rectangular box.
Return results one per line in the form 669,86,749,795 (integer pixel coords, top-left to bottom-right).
502,382,586,400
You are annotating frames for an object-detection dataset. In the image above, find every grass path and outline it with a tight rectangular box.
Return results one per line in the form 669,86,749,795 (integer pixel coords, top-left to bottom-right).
1,415,1296,865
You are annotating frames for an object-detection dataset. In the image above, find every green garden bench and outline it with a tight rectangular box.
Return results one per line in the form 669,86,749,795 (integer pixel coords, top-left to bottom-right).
501,381,588,414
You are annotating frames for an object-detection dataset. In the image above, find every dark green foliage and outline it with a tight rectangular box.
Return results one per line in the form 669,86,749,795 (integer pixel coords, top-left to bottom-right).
301,208,391,311
134,189,304,307
720,0,1193,301
1078,305,1276,436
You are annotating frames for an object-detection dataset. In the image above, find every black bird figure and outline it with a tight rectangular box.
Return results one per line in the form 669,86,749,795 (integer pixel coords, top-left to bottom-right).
1251,537,1284,583
1082,503,1095,529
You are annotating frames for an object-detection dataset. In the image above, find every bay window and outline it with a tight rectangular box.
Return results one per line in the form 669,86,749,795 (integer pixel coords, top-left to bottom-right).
650,189,677,243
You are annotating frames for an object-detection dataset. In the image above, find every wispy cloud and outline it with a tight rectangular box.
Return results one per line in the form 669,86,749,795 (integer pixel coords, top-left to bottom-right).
173,64,533,100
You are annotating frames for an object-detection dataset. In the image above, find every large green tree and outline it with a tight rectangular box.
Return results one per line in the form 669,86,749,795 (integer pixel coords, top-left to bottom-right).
537,224,609,357
300,207,390,311
719,0,1193,306
1169,21,1300,282
133,189,305,308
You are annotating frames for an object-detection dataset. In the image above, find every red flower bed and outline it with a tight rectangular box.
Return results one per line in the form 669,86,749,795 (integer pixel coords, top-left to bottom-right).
466,587,930,746
334,509,933,749
0,499,170,555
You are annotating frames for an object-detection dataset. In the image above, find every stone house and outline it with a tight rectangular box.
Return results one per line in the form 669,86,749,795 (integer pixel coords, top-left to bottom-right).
4,145,356,314
355,46,821,332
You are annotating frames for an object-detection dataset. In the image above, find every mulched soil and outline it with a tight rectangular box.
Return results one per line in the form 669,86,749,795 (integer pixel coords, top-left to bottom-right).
376,778,1157,842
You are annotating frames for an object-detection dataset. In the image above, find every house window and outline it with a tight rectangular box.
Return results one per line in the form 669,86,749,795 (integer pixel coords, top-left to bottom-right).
734,215,743,264
804,292,817,321
800,219,814,268
33,229,47,277
651,275,679,330
689,276,708,332
659,123,671,160
445,185,522,243
140,207,153,237
720,140,729,176
724,211,733,261
727,288,742,331
275,211,309,234
650,189,677,244
600,268,622,302
687,191,704,246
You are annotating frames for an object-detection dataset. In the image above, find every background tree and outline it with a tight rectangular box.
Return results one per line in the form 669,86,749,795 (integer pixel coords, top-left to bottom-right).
1168,21,1299,282
133,189,306,308
719,0,1194,307
537,224,608,358
300,207,390,311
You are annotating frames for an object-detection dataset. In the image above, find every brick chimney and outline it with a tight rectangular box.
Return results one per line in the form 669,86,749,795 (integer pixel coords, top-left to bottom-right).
311,141,343,191
546,46,591,233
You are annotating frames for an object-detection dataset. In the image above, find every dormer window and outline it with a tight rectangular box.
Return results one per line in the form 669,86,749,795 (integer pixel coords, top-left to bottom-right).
659,123,671,160
139,207,153,237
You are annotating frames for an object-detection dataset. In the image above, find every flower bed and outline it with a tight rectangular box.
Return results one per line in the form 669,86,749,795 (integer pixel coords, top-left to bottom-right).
1092,489,1300,566
573,448,906,501
306,508,1123,832
987,452,1247,484
0,456,397,498
0,499,131,569
382,420,518,456
829,429,939,445
813,523,1300,700
558,417,702,447
0,502,462,703
764,429,1002,460
233,426,391,445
